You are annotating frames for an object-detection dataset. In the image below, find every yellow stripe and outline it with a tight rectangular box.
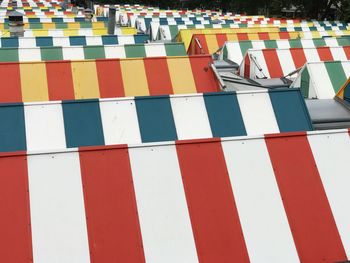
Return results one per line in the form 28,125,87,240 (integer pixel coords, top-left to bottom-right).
93,28,108,35
63,29,79,36
92,22,104,28
205,34,219,54
33,30,48,36
248,33,259,40
68,22,80,29
167,57,197,94
20,63,49,102
226,34,239,41
42,23,56,29
120,28,137,35
120,59,149,97
71,61,100,99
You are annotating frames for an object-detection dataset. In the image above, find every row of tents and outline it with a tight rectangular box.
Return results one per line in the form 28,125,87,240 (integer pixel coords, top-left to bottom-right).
0,2,350,262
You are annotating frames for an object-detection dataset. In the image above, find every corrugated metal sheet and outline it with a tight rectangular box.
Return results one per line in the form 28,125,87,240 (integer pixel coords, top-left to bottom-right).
188,32,301,55
0,43,186,62
0,35,149,48
1,129,350,262
0,27,137,37
291,61,350,99
177,27,280,50
0,90,312,152
0,21,108,29
0,55,219,103
221,37,350,63
240,46,350,79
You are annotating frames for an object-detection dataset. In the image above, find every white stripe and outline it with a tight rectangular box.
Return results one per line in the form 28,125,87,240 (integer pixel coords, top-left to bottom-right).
24,103,66,151
341,61,350,77
250,50,271,78
276,40,291,49
28,152,90,263
100,99,141,145
308,63,336,98
52,37,70,47
330,47,347,60
222,138,299,263
308,132,350,258
300,39,315,48
128,144,198,263
170,95,213,140
227,42,243,63
145,44,167,57
19,37,36,48
117,35,135,45
251,41,265,50
303,48,321,62
324,38,340,47
237,92,279,134
18,48,41,62
63,47,84,60
85,36,102,45
276,49,296,76
104,45,126,58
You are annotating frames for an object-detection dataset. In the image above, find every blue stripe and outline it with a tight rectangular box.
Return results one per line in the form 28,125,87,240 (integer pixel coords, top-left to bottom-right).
135,96,178,143
269,89,313,132
69,36,87,46
1,37,18,48
134,34,149,43
0,103,26,152
36,36,53,47
101,35,118,45
204,92,247,137
62,100,105,148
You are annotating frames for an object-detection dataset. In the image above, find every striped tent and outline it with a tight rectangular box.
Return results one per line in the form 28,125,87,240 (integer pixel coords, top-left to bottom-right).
240,46,350,79
336,77,350,101
291,61,350,99
0,55,219,103
0,90,312,152
0,43,187,62
0,34,149,48
279,25,350,32
0,17,108,22
188,32,301,55
176,27,280,50
157,24,279,42
0,27,137,37
221,37,350,64
1,129,350,262
0,21,108,30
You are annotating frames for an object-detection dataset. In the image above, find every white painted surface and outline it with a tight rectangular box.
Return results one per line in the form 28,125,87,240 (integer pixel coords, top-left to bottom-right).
303,48,321,62
171,95,213,140
330,47,347,60
85,36,103,45
308,132,350,258
222,138,299,263
250,50,271,78
52,37,70,47
62,47,84,60
276,49,296,76
145,44,167,57
19,37,36,48
28,152,90,263
237,92,279,134
129,145,198,263
308,63,335,99
100,99,141,145
24,103,66,151
117,35,135,45
18,48,41,62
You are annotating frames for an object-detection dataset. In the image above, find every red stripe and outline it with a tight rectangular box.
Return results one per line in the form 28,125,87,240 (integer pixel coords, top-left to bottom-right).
189,56,219,93
343,46,350,59
176,141,250,263
190,34,208,55
262,49,283,78
0,63,22,103
144,57,173,96
79,148,145,263
317,47,333,61
237,33,249,41
290,48,307,69
0,155,33,261
265,134,347,263
258,32,270,40
96,59,125,98
46,61,75,101
278,32,292,39
215,33,228,50
243,53,250,78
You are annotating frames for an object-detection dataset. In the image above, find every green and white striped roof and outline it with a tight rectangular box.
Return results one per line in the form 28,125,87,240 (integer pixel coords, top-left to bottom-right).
291,61,350,99
0,42,186,62
220,37,350,63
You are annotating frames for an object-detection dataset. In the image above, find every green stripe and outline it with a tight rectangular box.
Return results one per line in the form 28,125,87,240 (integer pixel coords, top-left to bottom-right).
289,39,302,48
300,67,310,98
164,43,186,56
239,41,253,58
0,48,19,62
169,26,179,39
264,40,278,49
84,46,106,59
312,38,326,47
336,37,350,46
222,45,228,60
324,61,347,93
125,44,146,58
56,23,68,29
29,23,43,29
41,47,63,61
